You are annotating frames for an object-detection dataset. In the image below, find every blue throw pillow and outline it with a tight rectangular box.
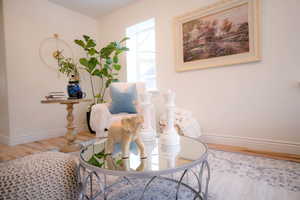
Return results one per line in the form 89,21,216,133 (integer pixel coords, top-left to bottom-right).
113,142,138,155
109,84,137,114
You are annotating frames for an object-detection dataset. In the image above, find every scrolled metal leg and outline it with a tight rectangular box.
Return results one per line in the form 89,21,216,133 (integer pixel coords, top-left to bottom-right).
90,173,93,198
77,164,83,185
188,159,210,200
202,160,210,200
123,176,134,185
197,160,210,200
78,164,85,200
190,170,202,199
175,169,188,200
104,174,107,200
139,176,158,200
199,161,205,192
80,171,103,200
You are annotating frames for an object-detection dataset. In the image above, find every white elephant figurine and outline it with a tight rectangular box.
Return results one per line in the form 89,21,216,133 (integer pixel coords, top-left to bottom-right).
105,115,146,160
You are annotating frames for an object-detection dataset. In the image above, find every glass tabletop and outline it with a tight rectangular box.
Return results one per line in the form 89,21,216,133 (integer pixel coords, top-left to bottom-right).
80,136,208,177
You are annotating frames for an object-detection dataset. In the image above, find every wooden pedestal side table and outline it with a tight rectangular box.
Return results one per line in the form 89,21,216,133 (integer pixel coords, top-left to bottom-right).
41,98,92,153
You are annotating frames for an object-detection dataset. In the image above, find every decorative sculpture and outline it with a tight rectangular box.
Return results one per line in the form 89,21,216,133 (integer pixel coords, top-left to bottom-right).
160,90,180,146
39,33,74,73
139,92,156,142
105,115,146,160
159,143,181,168
159,108,202,138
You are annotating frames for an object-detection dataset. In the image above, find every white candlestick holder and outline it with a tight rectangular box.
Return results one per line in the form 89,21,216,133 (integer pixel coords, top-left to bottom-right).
160,90,180,146
139,92,156,142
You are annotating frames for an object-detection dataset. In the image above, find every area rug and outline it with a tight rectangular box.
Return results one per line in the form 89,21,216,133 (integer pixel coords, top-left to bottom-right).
85,149,300,200
207,149,300,200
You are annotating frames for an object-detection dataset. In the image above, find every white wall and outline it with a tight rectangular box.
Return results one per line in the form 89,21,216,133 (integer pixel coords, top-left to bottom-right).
97,0,300,154
0,0,10,144
2,0,98,145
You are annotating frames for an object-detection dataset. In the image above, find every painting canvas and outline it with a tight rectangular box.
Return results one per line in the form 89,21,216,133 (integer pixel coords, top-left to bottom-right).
174,0,261,72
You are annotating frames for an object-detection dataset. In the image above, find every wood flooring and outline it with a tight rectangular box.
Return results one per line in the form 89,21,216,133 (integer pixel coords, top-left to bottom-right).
0,132,96,162
0,132,299,163
208,143,300,163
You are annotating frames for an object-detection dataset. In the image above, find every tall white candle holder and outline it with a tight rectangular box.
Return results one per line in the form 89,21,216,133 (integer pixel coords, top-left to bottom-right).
139,92,156,142
159,143,181,168
160,90,180,146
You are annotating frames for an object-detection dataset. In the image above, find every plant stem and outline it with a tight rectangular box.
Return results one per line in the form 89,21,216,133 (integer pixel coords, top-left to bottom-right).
99,58,105,103
99,78,104,102
102,86,107,101
89,75,96,104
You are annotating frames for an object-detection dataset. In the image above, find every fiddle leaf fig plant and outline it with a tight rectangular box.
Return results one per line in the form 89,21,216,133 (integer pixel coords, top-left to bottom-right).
74,35,129,104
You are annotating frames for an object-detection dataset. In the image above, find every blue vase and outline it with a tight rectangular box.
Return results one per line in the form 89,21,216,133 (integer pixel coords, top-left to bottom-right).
67,81,83,99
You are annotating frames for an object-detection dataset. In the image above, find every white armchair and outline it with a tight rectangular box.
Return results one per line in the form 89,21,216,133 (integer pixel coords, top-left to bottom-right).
90,82,154,138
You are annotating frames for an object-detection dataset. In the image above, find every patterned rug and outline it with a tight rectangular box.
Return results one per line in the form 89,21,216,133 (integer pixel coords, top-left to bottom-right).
207,149,300,200
84,149,300,200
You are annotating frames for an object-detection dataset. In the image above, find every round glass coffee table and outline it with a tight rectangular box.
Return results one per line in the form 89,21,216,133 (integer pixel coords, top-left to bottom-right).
79,136,210,200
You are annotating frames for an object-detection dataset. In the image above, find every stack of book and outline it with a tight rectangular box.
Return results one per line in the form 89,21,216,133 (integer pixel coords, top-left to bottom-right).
45,92,66,100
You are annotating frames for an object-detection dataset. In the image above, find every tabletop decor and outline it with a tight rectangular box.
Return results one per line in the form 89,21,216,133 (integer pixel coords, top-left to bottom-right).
54,49,79,81
45,91,66,100
160,90,180,146
54,49,85,99
39,33,74,73
139,92,156,142
40,33,85,99
174,0,261,72
105,115,146,163
159,108,202,139
79,136,210,200
74,35,129,105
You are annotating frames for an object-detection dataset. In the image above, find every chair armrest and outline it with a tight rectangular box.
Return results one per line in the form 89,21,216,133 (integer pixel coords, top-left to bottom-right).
90,103,111,137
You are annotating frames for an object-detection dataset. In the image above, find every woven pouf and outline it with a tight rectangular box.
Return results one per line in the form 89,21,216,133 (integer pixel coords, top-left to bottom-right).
0,152,79,200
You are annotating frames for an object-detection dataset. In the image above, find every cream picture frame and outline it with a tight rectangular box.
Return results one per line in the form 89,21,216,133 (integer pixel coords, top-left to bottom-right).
174,0,261,72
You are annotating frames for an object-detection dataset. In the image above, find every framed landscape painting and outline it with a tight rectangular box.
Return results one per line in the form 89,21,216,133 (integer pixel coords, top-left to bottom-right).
174,0,261,72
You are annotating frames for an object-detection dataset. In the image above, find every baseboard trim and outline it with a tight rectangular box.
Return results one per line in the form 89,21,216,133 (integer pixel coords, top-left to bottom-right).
9,124,88,146
0,134,10,145
200,134,300,155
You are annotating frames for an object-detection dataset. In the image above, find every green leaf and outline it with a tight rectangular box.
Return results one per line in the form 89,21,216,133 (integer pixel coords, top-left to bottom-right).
104,63,110,69
74,40,85,48
106,58,112,65
113,56,119,63
100,43,116,58
120,47,129,51
94,93,101,98
83,35,90,42
95,151,106,159
120,37,130,43
107,74,113,79
88,57,98,72
101,68,109,77
79,58,89,67
92,69,102,77
88,48,97,56
105,79,112,88
113,64,121,71
87,156,101,167
111,42,118,48
86,39,96,48
115,49,122,55
116,159,123,166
